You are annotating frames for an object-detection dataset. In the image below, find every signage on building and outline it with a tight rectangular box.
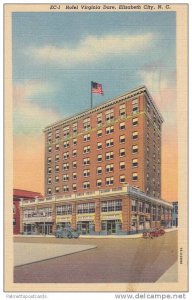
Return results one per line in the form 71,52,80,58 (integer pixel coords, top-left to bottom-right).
56,216,72,223
100,213,122,221
76,214,95,221
23,216,52,223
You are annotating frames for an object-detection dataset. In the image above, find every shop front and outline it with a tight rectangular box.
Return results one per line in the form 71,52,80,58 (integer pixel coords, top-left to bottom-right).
56,215,72,229
76,214,95,234
100,213,122,235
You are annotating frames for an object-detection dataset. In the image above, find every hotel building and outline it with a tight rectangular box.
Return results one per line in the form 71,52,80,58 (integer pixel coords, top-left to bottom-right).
20,86,172,235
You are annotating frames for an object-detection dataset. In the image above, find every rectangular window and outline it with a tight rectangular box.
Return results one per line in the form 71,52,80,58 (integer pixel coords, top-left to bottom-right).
132,117,138,126
106,126,114,135
55,154,59,162
97,113,102,125
55,187,60,193
106,164,114,173
47,157,51,164
97,166,102,175
101,200,122,212
73,138,77,146
119,104,126,117
63,174,69,181
73,172,77,180
132,131,138,140
55,165,60,172
97,142,102,150
83,134,90,142
55,176,59,183
72,183,77,191
48,167,52,174
97,154,102,162
106,139,114,147
47,188,52,195
132,145,138,154
106,151,114,160
63,141,69,148
83,181,90,189
106,177,114,185
48,146,52,153
83,118,91,130
83,145,90,153
72,149,77,157
120,162,125,170
63,185,69,192
120,175,126,183
132,158,138,167
105,109,114,121
83,169,90,177
55,129,60,138
97,129,102,137
13,218,16,226
47,178,51,184
63,126,70,137
63,163,69,170
63,152,69,160
55,144,60,151
72,161,77,168
56,205,72,216
83,158,90,165
97,179,102,187
132,172,138,181
119,148,125,157
120,135,125,143
132,200,137,212
119,122,125,130
77,203,95,214
72,123,78,134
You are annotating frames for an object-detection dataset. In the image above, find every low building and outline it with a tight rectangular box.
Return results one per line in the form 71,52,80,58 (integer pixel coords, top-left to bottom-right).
13,189,43,234
172,201,178,227
20,185,172,235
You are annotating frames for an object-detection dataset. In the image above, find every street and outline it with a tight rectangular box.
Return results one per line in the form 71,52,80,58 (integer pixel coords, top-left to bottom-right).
14,230,177,283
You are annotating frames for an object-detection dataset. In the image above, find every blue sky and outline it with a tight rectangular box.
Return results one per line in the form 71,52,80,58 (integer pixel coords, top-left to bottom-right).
12,11,176,134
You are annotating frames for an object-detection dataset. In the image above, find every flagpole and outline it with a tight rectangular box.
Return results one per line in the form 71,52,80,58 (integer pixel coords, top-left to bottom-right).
91,81,93,108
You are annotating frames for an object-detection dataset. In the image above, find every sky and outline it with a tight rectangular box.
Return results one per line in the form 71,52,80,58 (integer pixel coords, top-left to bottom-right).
12,11,177,201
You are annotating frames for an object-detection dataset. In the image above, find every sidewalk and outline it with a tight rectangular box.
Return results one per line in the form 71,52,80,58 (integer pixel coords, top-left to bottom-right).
14,228,177,239
156,261,178,282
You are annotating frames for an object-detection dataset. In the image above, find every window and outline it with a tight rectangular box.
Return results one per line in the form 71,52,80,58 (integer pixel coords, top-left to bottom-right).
13,204,16,214
132,131,138,140
97,129,102,137
132,200,137,212
55,176,59,183
77,203,95,214
120,175,126,183
105,109,114,121
48,132,52,142
119,122,125,130
63,174,69,181
72,149,77,157
47,188,52,195
63,163,69,170
83,134,90,142
120,135,125,143
47,157,51,164
48,146,52,153
132,158,138,167
83,169,90,177
55,144,59,151
101,200,122,212
55,165,60,172
63,141,69,148
55,187,60,193
63,126,70,137
55,154,59,162
13,218,16,226
63,152,69,160
48,167,52,174
55,129,60,138
132,145,138,154
63,185,69,192
97,154,102,162
120,162,125,170
97,113,102,125
72,161,77,168
106,151,114,160
83,158,90,165
106,126,114,134
47,177,51,184
145,203,150,214
119,104,126,117
73,138,77,146
83,145,90,153
83,181,90,189
132,117,138,126
106,164,114,173
56,205,72,215
139,202,144,213
97,179,102,187
97,142,102,150
119,148,125,157
97,166,102,175
106,177,114,185
132,99,139,114
72,183,77,191
72,123,78,134
83,118,91,130
73,172,77,180
132,172,138,181
106,139,114,147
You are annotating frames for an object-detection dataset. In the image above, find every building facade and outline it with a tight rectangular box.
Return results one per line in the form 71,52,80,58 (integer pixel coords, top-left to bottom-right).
13,189,43,234
172,201,178,227
20,86,173,235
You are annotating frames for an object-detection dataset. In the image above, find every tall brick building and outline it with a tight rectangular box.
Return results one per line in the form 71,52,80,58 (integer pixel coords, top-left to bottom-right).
20,86,172,235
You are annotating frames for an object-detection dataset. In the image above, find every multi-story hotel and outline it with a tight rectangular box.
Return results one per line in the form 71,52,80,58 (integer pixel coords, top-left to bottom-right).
20,85,172,235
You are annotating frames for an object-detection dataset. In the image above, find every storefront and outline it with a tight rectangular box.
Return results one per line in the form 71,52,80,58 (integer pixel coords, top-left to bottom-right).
76,214,95,234
56,215,72,229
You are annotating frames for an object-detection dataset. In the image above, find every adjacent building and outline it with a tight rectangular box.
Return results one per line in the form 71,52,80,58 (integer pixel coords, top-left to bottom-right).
20,85,173,235
172,201,178,227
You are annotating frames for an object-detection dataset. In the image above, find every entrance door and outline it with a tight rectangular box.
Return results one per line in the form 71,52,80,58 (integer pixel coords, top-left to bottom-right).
107,220,116,234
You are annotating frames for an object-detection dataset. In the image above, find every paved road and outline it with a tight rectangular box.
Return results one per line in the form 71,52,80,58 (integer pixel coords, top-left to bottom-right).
14,231,177,283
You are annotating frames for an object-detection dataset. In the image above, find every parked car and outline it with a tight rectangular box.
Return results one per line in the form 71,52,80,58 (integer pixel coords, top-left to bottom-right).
143,228,165,239
55,228,80,239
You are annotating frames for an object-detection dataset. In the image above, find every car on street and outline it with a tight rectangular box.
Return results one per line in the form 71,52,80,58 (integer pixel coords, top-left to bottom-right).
143,228,165,239
55,227,80,239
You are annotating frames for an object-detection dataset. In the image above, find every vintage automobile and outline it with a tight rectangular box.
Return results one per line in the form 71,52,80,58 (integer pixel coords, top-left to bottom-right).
55,228,80,239
143,228,165,239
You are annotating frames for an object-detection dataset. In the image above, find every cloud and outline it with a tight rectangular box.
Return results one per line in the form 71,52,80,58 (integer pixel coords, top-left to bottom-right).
26,33,154,66
13,81,62,135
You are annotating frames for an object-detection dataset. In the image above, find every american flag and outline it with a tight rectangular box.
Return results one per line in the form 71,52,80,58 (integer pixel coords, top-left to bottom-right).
91,81,104,95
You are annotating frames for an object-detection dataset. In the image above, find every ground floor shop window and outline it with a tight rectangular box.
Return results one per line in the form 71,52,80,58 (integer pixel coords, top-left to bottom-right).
56,222,71,229
77,221,95,234
37,223,53,235
101,220,122,234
